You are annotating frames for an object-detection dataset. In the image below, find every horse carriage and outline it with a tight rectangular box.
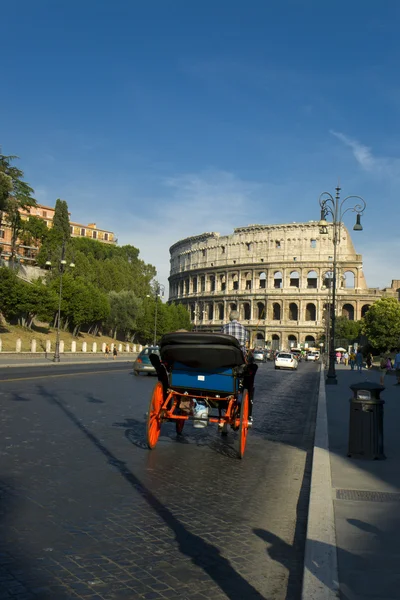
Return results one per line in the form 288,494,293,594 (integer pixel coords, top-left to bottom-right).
146,332,256,458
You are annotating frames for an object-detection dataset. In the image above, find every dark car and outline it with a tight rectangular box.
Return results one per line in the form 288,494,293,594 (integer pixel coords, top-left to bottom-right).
133,346,160,376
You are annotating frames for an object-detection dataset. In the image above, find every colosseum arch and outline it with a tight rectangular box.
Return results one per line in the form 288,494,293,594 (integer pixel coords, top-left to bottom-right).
229,302,237,312
259,271,267,289
217,303,224,320
190,303,196,320
305,335,316,345
274,271,283,289
290,271,300,287
200,275,205,292
271,334,280,350
289,302,298,321
307,270,318,289
209,274,216,292
361,304,371,318
343,270,355,288
219,274,226,291
272,303,281,320
342,303,355,320
241,302,251,321
305,303,316,321
288,334,297,348
244,272,252,290
257,302,265,319
230,273,239,291
323,271,334,289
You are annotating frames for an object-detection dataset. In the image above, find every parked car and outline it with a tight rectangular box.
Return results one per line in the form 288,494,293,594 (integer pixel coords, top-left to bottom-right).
306,351,320,362
253,348,267,363
133,346,160,376
275,352,298,370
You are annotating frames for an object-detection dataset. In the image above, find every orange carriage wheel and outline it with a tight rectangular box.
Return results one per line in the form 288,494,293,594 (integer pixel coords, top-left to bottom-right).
237,390,249,459
147,382,164,449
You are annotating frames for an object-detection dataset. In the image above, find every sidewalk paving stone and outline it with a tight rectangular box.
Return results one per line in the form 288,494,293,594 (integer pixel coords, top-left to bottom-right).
326,365,400,600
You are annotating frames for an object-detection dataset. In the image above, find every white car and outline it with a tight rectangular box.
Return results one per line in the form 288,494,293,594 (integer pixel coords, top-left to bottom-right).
306,352,320,362
275,352,298,370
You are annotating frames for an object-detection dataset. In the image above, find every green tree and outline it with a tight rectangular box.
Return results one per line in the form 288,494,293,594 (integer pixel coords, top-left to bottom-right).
0,267,23,320
52,199,70,241
18,279,58,328
20,215,49,248
106,290,142,339
362,297,400,351
0,153,35,231
335,316,362,344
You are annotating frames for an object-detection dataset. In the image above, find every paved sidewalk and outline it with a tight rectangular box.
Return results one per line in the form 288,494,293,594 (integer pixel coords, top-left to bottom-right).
326,365,400,600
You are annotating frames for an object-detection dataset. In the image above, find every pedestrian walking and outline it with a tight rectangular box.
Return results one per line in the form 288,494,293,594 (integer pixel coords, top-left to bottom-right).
336,351,341,364
355,348,363,372
343,351,349,366
113,346,118,360
105,344,110,358
349,351,356,370
379,354,391,385
393,349,400,385
366,352,373,370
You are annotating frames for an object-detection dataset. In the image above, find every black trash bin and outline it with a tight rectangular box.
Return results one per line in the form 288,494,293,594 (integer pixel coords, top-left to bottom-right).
348,382,386,460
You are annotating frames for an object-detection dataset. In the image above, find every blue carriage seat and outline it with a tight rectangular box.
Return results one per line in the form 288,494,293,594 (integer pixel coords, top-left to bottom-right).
160,332,245,394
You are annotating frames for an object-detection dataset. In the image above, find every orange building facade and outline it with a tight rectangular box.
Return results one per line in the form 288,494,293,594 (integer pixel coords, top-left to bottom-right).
0,202,116,263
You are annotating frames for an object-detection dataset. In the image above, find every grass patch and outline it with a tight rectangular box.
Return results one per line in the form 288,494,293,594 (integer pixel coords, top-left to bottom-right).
0,323,130,352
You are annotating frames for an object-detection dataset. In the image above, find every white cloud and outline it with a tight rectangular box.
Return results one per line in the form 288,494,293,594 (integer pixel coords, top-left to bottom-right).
330,130,400,177
116,170,264,290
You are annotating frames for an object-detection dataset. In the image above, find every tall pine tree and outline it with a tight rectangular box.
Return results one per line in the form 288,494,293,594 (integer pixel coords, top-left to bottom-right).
52,199,70,240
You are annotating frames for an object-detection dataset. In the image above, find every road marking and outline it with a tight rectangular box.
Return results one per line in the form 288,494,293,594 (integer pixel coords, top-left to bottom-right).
0,368,131,383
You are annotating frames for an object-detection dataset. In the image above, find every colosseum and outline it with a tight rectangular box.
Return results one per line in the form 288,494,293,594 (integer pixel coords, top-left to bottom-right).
168,221,400,350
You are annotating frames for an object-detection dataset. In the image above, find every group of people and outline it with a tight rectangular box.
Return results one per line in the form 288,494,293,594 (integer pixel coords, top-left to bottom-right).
104,344,118,359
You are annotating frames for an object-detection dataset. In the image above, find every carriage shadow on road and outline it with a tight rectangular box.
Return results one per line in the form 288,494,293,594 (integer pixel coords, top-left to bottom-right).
38,385,267,600
114,416,240,459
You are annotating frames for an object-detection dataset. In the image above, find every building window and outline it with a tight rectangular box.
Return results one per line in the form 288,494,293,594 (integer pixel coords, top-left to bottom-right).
42,210,47,218
104,233,108,241
233,281,239,290
311,239,317,248
275,240,281,249
246,242,252,251
202,249,206,257
0,230,4,239
92,231,97,239
221,246,225,254
81,228,85,236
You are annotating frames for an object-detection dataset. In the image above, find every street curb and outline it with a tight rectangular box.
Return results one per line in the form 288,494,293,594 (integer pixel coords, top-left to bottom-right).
301,366,339,599
0,359,135,369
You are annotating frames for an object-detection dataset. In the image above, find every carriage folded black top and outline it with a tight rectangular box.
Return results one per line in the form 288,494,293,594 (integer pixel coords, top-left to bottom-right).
159,332,245,370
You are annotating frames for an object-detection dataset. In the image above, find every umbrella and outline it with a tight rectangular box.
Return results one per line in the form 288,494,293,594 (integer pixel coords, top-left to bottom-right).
335,347,347,352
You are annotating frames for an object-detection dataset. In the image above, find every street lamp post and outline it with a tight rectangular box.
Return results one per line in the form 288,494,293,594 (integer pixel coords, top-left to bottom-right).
318,185,366,385
48,240,75,363
153,282,165,346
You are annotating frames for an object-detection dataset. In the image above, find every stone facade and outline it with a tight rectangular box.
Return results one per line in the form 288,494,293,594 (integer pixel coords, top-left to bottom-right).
168,222,399,349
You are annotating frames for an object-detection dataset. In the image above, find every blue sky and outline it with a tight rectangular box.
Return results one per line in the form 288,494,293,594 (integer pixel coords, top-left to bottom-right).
1,0,400,290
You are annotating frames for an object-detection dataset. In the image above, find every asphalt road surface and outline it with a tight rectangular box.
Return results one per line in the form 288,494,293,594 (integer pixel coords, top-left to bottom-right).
0,360,319,600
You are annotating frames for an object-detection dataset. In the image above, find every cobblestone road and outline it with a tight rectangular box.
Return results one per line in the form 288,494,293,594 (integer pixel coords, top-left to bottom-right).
0,360,319,600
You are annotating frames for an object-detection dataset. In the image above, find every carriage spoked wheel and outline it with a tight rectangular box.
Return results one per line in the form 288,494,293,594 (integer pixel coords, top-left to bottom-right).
147,382,164,449
237,389,250,459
